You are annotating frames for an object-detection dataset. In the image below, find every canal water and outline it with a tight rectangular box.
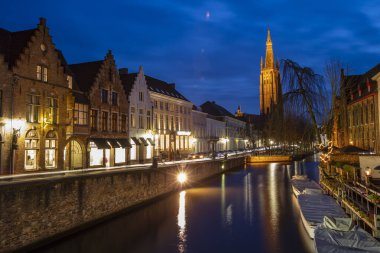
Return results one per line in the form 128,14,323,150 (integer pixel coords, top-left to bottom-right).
35,154,320,253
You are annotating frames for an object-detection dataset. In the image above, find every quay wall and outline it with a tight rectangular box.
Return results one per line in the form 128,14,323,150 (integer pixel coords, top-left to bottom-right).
0,157,245,252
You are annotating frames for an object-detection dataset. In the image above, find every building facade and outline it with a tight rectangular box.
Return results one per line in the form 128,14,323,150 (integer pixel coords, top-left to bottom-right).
201,101,246,151
0,18,72,174
146,76,193,160
334,65,380,153
191,107,208,153
260,29,282,116
69,51,129,168
120,66,154,164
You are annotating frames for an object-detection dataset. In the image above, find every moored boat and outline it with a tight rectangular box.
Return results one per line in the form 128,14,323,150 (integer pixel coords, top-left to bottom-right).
291,176,321,197
298,194,347,239
314,216,380,252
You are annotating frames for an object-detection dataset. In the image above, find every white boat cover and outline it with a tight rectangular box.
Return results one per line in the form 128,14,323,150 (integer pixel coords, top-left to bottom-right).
298,194,347,226
291,179,321,194
315,224,380,253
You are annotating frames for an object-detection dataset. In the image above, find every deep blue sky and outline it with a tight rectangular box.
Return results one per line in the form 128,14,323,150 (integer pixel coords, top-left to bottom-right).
1,0,380,114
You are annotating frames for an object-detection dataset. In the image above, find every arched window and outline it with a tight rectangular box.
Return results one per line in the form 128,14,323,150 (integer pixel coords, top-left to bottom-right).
25,129,39,170
45,131,57,168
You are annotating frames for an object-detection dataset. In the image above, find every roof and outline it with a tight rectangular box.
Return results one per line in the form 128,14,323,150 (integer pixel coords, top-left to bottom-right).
237,113,266,129
73,91,90,104
119,72,137,98
69,60,103,92
0,28,36,68
119,72,189,102
200,101,235,118
343,63,380,103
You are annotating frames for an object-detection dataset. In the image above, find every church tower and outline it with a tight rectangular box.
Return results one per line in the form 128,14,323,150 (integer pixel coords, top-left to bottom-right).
260,28,282,116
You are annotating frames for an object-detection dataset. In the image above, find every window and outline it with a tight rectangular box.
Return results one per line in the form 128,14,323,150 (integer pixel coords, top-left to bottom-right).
74,103,88,125
139,109,144,129
165,115,169,130
37,65,48,82
26,94,40,123
112,112,118,132
160,114,164,130
154,100,158,109
165,103,169,111
25,130,39,170
115,148,126,164
154,113,158,130
90,109,98,130
160,101,163,110
147,111,151,129
89,141,103,166
175,117,179,130
111,92,118,105
121,114,127,132
139,92,144,101
46,97,58,124
170,116,174,130
101,89,108,103
45,131,57,168
67,75,73,89
131,107,136,128
102,111,108,131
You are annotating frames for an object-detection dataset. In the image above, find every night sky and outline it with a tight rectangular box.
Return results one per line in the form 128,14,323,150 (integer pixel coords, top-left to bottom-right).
1,0,380,114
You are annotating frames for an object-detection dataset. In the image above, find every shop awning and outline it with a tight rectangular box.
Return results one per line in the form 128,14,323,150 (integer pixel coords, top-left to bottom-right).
139,137,149,146
107,139,121,148
117,139,132,148
147,138,155,146
90,138,111,149
131,137,141,145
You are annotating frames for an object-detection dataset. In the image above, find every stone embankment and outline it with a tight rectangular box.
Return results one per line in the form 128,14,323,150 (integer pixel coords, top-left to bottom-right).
0,157,244,252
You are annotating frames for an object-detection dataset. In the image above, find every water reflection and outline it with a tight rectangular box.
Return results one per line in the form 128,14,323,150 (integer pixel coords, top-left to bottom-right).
177,191,186,253
35,155,320,253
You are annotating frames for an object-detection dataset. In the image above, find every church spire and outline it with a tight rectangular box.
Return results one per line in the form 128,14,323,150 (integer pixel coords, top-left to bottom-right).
265,28,274,68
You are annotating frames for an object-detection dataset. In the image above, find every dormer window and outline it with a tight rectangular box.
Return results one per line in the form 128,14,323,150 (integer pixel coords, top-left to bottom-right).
37,65,48,82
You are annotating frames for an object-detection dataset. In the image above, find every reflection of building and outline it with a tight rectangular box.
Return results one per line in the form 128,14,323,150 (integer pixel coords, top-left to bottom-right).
120,66,154,164
145,75,193,160
0,18,72,174
69,51,129,168
260,28,282,116
201,101,246,150
333,65,380,152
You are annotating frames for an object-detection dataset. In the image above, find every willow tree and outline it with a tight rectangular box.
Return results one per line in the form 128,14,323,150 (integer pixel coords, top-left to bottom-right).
282,59,326,144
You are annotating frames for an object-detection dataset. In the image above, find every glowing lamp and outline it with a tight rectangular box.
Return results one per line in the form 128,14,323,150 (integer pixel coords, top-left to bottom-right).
365,167,371,176
177,172,187,184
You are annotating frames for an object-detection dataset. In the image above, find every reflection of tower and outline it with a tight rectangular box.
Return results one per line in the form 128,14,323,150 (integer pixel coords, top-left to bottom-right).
260,28,282,116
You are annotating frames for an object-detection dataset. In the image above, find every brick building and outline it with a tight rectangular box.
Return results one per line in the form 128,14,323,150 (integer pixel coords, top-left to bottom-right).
334,64,380,153
0,18,72,174
69,51,129,168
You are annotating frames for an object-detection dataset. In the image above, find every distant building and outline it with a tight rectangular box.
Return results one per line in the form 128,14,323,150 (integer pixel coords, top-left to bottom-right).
260,29,282,116
333,65,380,153
201,101,246,150
191,106,208,153
235,106,265,148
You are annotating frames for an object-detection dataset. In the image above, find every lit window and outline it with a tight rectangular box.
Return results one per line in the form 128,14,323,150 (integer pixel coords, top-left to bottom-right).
89,142,103,166
67,75,73,89
25,130,39,170
131,107,136,128
36,65,48,82
147,111,151,129
115,148,126,164
45,131,57,168
74,103,88,125
26,94,40,123
46,97,58,124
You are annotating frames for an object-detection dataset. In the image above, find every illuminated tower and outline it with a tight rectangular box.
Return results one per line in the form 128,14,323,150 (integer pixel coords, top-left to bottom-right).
260,28,282,116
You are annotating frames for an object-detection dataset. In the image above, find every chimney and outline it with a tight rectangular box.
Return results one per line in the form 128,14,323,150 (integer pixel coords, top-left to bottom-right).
39,17,46,27
119,68,128,75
